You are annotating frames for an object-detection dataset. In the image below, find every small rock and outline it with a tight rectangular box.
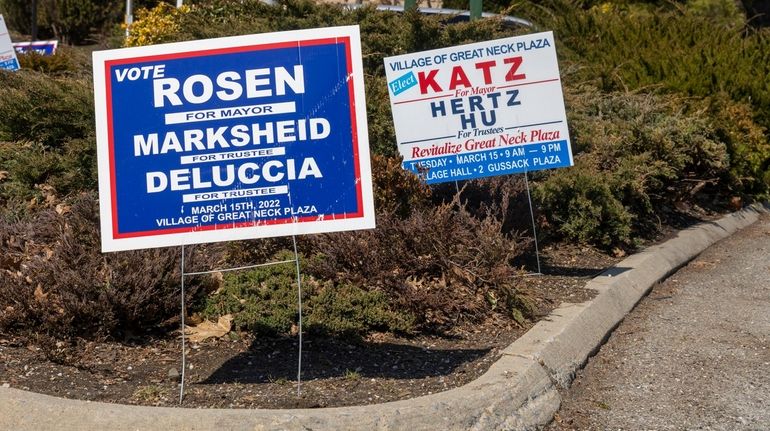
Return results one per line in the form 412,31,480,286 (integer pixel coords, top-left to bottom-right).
167,368,181,382
1,383,10,388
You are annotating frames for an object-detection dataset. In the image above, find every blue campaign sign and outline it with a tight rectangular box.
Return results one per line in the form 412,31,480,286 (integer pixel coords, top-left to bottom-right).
13,40,58,56
384,32,573,184
93,26,374,252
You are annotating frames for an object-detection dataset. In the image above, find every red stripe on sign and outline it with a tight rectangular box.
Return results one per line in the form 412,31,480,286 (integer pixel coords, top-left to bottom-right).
393,92,453,105
496,78,560,90
104,63,120,238
341,36,365,218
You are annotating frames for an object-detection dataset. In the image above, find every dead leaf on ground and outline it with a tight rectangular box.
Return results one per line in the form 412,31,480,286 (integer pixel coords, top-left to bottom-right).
209,271,224,295
187,312,203,326
183,314,233,343
55,204,70,215
33,285,48,302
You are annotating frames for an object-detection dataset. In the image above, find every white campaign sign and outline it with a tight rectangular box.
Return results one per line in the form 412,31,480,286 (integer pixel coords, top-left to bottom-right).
384,31,573,184
0,15,20,71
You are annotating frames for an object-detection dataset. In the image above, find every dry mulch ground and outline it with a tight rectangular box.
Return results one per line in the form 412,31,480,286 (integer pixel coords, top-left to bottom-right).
0,242,626,409
0,174,727,410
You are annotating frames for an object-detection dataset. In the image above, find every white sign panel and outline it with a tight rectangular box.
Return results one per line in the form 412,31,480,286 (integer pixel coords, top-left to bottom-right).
384,31,572,183
0,15,20,71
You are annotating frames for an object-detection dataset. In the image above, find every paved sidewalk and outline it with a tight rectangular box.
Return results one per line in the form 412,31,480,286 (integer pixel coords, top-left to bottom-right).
550,213,770,430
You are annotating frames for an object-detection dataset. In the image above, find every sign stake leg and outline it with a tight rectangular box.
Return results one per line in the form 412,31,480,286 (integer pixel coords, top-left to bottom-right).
292,235,303,396
524,172,542,275
179,244,187,404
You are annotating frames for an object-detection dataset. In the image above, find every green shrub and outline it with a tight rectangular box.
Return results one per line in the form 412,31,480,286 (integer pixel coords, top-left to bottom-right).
0,193,216,339
0,0,34,34
203,195,531,335
365,75,398,158
371,155,432,218
567,87,729,191
0,136,97,204
202,251,300,335
305,196,532,330
16,46,94,78
304,282,415,336
38,0,123,45
535,162,633,246
511,1,770,130
0,141,64,203
0,71,94,148
0,68,96,205
1,0,126,44
535,87,735,246
701,94,770,195
124,3,190,47
17,51,75,75
201,250,415,336
686,0,745,26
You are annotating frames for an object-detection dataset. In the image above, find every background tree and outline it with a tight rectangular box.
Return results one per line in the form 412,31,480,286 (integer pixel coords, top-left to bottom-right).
0,0,173,45
0,0,37,36
38,0,122,44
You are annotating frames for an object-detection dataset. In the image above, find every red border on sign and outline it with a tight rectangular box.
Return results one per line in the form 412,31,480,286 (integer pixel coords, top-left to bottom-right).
103,37,364,239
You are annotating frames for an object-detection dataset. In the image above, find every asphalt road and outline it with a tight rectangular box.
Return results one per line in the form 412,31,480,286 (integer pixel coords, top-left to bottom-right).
549,213,770,430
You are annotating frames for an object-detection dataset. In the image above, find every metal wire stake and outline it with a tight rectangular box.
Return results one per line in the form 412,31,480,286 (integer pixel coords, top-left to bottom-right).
179,244,186,404
292,235,303,396
524,172,542,275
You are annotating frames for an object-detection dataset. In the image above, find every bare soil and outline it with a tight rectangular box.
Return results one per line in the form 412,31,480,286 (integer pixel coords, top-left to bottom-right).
2,196,729,411
0,242,617,409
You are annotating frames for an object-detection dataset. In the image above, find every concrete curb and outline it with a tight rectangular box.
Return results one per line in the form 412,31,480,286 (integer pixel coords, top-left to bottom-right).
1,204,767,431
